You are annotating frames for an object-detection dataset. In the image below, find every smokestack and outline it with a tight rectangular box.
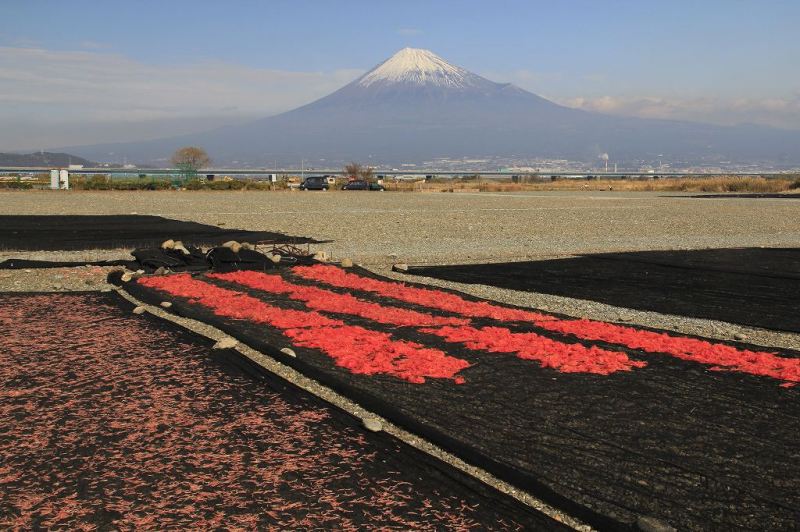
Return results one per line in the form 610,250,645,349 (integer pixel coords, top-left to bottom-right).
599,153,609,173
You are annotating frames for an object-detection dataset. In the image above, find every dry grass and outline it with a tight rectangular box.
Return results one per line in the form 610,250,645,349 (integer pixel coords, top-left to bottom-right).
382,175,800,193
4,173,799,194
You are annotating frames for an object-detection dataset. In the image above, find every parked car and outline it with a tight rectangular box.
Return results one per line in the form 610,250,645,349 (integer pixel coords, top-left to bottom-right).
299,176,329,190
341,180,385,191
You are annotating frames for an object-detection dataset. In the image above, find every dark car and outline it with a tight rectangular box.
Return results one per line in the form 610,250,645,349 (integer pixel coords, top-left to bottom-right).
342,180,385,191
299,176,329,190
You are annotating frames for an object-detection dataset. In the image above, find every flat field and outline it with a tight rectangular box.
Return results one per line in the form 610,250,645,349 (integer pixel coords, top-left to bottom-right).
1,189,799,265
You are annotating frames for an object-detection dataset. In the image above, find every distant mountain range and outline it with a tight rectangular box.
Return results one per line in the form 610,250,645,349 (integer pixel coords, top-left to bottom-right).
0,151,95,167
62,48,800,167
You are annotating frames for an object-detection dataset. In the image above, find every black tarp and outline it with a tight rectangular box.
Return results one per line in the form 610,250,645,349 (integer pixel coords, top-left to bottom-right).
0,291,557,530
405,248,800,333
114,267,800,531
0,215,320,251
131,246,209,272
0,245,312,273
687,193,800,199
0,258,135,269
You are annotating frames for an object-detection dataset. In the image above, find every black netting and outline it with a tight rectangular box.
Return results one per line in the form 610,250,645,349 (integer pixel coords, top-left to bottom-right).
687,193,800,199
112,268,800,530
0,258,135,269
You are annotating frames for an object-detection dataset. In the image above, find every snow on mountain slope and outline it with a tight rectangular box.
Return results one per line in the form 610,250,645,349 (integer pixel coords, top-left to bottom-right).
357,48,486,89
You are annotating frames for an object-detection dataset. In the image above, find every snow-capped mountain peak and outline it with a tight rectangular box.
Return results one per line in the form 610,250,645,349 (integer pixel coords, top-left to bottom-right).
357,48,481,89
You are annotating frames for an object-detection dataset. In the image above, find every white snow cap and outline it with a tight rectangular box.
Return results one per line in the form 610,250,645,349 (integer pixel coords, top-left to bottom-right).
358,48,477,88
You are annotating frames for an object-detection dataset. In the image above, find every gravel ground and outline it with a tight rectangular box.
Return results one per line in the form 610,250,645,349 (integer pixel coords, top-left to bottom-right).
2,189,800,265
0,265,122,292
2,189,799,530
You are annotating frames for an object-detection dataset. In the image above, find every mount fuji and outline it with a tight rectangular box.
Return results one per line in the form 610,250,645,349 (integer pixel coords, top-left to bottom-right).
65,48,800,166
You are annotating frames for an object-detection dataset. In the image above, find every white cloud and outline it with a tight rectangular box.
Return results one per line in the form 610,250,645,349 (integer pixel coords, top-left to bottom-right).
487,69,800,130
0,46,363,149
553,94,800,129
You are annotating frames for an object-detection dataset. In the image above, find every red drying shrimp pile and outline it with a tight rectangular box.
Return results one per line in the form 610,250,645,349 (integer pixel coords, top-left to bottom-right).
215,270,645,376
139,274,469,384
210,270,468,327
292,264,799,387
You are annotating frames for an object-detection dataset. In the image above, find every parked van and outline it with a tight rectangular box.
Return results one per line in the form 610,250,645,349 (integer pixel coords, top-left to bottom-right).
299,176,329,190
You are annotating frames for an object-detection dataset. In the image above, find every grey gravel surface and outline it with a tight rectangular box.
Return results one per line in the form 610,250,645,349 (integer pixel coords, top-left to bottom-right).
2,189,800,265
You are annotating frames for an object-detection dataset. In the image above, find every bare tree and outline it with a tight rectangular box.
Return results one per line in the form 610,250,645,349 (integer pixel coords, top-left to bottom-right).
344,162,362,180
171,146,210,180
343,162,374,182
359,165,375,181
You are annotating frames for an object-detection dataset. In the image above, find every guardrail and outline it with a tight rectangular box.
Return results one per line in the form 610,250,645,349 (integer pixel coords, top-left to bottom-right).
0,167,787,179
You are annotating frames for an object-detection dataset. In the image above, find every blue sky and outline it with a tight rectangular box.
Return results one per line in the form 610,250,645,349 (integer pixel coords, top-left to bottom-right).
1,0,799,149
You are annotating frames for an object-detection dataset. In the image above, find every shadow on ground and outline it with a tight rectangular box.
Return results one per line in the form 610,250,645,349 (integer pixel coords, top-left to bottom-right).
0,215,320,251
